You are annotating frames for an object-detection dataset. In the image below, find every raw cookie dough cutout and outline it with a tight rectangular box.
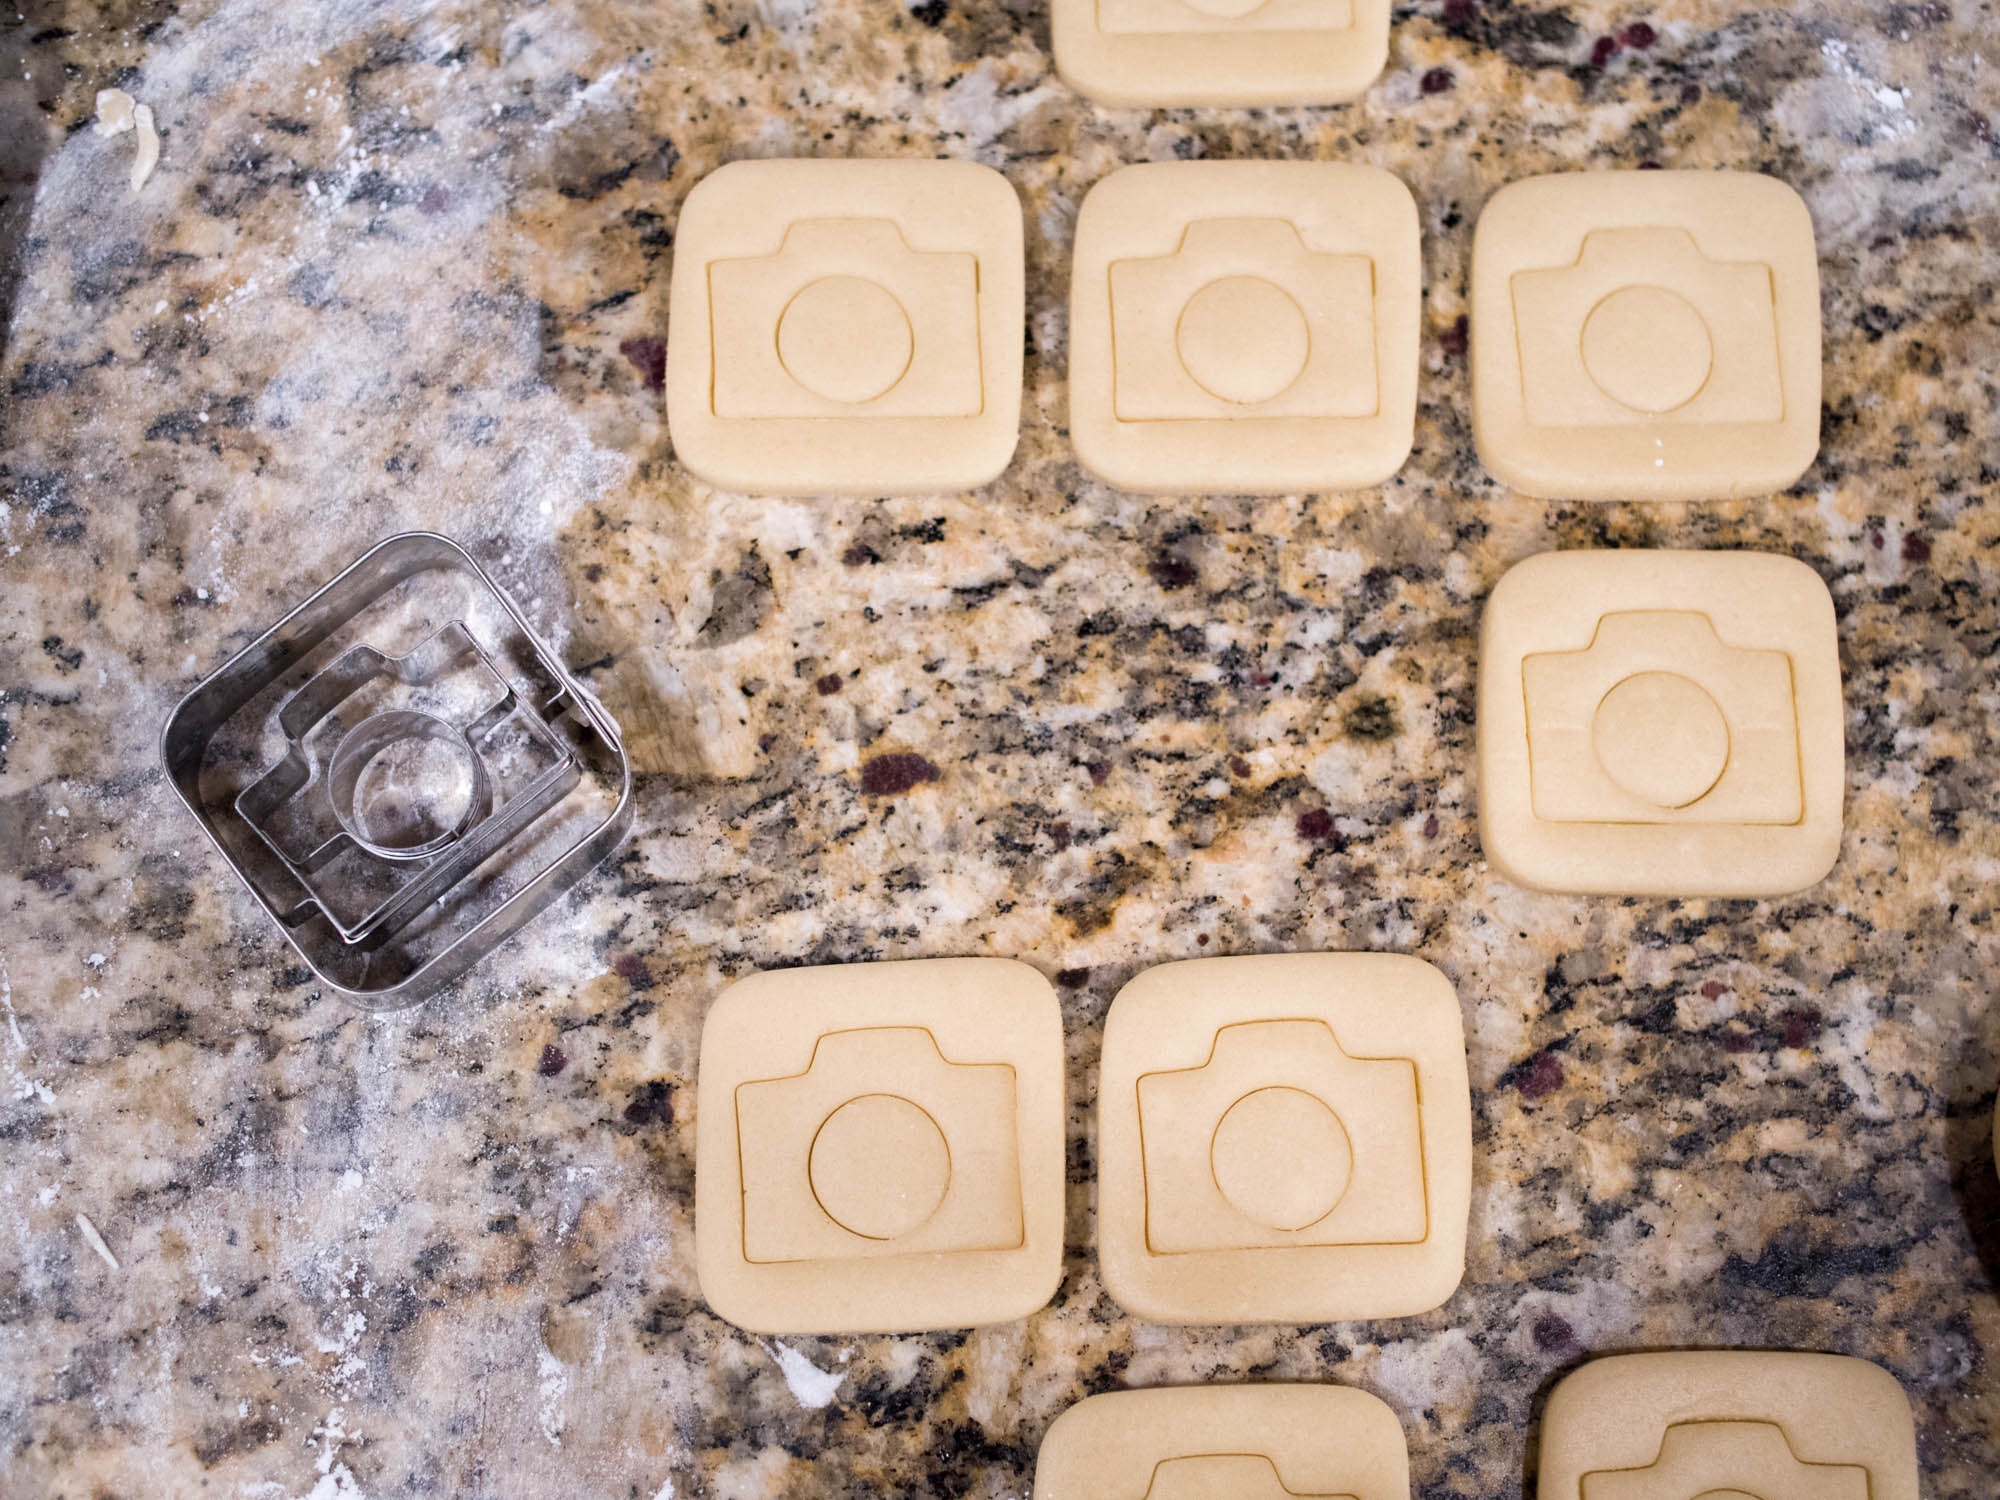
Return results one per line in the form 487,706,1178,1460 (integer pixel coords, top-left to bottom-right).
1096,954,1470,1324
1051,0,1389,106
1539,1352,1918,1500
665,159,1024,496
1070,163,1419,495
1470,171,1821,501
1477,549,1844,897
693,958,1062,1333
1033,1386,1410,1500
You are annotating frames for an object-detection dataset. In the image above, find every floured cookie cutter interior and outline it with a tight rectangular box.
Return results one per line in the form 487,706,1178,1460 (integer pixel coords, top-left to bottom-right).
163,532,631,1008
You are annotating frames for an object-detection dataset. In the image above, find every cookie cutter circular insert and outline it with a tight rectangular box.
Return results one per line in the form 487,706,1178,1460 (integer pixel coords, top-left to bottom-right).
162,533,632,1007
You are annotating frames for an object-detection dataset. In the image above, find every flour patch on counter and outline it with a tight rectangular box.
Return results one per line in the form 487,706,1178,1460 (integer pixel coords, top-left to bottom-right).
766,1341,846,1408
537,1345,570,1446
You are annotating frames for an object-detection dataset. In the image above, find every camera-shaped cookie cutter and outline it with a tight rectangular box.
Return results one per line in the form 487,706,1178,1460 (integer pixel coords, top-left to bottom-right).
162,533,631,1008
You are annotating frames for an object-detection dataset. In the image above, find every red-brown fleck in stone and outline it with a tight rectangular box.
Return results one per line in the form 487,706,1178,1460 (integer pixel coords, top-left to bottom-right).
1050,821,1073,851
815,672,843,696
537,1044,568,1077
1148,551,1197,590
1619,20,1656,47
1439,314,1469,358
1590,34,1618,66
1420,67,1455,94
1196,933,1210,946
1088,761,1111,787
1423,813,1440,838
618,336,666,391
1532,1312,1576,1351
1229,756,1252,778
1721,1023,1756,1054
1296,808,1339,844
1517,1052,1564,1099
861,753,941,796
1701,979,1729,999
1902,533,1931,562
1781,1006,1823,1049
1056,967,1091,988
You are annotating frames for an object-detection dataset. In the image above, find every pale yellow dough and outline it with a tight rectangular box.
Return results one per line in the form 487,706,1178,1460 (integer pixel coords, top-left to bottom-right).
1069,162,1419,496
1033,1385,1410,1500
1539,1352,1918,1500
1470,171,1821,501
1051,0,1388,106
1477,549,1844,897
1096,953,1470,1325
692,958,1063,1333
665,159,1024,496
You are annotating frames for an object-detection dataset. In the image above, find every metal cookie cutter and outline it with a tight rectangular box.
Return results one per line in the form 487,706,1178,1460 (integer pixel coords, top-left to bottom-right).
163,533,632,1008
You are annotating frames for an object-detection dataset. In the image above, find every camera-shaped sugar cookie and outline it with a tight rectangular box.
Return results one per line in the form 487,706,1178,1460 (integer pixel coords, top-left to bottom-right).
1539,1353,1917,1500
1478,550,1844,897
1071,163,1419,496
666,159,1023,496
1471,171,1820,500
1097,954,1470,1324
694,959,1062,1333
1033,1387,1410,1500
1052,0,1388,107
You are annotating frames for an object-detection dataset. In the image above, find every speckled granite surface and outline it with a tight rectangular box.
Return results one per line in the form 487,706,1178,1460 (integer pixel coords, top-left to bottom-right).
2,0,1998,1495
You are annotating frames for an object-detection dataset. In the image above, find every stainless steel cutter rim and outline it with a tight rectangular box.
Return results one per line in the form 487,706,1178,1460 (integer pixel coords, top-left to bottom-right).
160,530,633,1010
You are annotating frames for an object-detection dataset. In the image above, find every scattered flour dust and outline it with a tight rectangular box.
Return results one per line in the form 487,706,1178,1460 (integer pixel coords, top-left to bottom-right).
537,1346,569,1448
2,949,57,1104
765,1341,846,1409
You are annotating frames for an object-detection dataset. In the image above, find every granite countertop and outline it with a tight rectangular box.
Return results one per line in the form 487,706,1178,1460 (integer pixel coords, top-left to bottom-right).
2,0,1998,1495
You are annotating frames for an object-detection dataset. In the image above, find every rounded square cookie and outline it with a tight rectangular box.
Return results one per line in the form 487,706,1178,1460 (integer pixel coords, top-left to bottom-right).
1470,171,1821,501
665,158,1024,496
1477,549,1844,897
1069,162,1420,497
1051,0,1390,107
1033,1385,1410,1500
693,958,1063,1333
1538,1352,1918,1500
1096,953,1471,1325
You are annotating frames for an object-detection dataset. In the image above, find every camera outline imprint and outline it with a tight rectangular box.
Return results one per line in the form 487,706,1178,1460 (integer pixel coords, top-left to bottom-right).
1510,226,1784,429
1522,609,1805,827
707,216,985,421
1109,216,1379,423
734,1024,1024,1265
1139,1453,1346,1500
1136,1018,1428,1256
1581,1421,1868,1500
1094,0,1354,38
